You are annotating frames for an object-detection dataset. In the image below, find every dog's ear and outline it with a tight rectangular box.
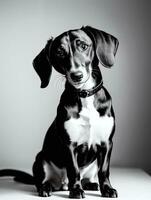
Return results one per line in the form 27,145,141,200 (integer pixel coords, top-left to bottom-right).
33,38,53,88
82,26,119,67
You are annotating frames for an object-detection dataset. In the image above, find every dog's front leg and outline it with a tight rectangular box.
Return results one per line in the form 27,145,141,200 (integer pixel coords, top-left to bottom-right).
66,145,85,199
97,141,118,198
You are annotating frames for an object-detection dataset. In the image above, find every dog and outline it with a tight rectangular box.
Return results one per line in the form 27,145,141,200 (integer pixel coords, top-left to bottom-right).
0,26,119,198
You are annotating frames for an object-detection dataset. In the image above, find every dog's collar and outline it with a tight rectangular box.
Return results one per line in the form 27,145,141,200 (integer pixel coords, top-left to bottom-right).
77,80,103,98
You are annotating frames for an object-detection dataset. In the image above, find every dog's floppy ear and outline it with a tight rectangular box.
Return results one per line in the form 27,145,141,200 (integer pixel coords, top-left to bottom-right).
82,26,119,67
33,38,53,88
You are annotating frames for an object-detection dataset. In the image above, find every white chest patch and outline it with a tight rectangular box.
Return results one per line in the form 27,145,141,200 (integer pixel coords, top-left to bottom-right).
64,96,114,148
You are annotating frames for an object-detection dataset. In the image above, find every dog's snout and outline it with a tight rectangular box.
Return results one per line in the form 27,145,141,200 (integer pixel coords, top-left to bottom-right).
70,72,83,82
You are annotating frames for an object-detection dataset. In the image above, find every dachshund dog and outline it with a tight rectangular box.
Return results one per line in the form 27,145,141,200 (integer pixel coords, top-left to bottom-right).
0,26,119,198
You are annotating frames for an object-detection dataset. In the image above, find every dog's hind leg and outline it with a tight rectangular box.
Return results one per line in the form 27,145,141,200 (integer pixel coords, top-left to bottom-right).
32,152,53,197
82,181,99,191
33,152,68,197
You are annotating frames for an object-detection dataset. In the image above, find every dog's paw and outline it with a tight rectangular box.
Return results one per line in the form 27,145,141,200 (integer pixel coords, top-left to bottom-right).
38,182,52,197
101,185,118,198
69,188,85,199
38,190,52,197
83,182,99,191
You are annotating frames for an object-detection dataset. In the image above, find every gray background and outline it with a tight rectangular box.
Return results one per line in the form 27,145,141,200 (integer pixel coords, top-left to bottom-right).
0,0,150,174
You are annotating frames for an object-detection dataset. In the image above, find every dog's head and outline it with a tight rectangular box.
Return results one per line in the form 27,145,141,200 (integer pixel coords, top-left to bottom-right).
33,26,119,89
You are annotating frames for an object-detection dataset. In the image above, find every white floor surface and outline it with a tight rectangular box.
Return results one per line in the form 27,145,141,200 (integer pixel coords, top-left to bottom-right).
0,168,151,200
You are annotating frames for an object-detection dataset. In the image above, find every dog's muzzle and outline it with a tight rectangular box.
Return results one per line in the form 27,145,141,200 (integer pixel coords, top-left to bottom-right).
70,72,83,82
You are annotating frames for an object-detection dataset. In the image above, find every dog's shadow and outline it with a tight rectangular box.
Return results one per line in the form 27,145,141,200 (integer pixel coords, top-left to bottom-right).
53,190,101,199
53,192,69,199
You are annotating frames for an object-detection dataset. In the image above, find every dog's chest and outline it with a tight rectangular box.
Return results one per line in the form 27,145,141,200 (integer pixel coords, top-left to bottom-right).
64,96,114,147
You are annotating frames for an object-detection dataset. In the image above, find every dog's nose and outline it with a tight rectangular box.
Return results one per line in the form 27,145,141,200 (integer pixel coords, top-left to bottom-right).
70,72,83,82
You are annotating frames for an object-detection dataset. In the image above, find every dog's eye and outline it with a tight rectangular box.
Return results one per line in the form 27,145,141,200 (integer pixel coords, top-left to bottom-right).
56,46,66,58
76,40,89,51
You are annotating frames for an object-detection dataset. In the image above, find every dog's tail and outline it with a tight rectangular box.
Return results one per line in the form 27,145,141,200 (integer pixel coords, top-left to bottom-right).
0,169,34,185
